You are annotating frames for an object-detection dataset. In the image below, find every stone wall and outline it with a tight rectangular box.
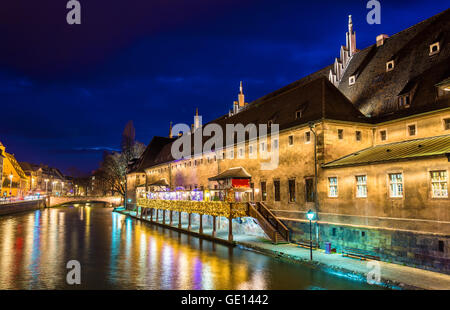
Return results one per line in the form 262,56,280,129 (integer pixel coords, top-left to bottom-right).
0,200,45,216
282,218,450,274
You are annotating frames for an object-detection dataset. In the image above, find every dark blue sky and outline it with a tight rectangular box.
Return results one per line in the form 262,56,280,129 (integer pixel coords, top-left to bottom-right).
1,0,448,175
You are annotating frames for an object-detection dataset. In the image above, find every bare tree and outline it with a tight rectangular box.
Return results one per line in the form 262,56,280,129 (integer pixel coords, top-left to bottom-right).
96,121,145,207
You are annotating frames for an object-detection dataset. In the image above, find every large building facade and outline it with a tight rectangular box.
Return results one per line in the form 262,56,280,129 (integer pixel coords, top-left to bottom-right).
129,10,450,273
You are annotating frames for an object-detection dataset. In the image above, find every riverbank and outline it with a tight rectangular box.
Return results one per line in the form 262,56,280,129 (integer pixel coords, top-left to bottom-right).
0,199,45,216
120,209,450,290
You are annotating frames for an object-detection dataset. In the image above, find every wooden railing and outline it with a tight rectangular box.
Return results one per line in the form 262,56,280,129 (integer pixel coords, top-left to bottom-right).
249,202,289,243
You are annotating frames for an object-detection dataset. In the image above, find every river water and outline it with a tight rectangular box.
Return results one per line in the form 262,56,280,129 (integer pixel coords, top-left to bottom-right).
0,203,382,290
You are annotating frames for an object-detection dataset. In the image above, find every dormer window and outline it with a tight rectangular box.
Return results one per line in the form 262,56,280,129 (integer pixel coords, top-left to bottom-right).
386,60,395,72
429,42,440,56
349,75,356,86
398,94,410,109
295,110,302,120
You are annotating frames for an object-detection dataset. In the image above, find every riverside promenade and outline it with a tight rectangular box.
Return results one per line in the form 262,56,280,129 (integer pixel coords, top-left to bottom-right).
120,209,450,290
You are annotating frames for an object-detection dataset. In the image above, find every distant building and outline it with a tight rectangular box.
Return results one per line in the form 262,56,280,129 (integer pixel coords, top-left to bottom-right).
0,142,28,198
129,10,450,272
19,162,71,195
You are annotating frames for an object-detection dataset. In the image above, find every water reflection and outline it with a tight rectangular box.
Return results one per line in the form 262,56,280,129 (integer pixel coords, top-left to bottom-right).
0,203,383,290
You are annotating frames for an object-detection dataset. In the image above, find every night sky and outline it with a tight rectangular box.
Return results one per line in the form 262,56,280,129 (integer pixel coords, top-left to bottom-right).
1,0,448,175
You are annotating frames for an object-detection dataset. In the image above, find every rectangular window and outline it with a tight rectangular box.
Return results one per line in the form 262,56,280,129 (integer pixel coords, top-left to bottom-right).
261,142,265,152
408,124,416,136
249,145,253,154
431,171,448,198
295,110,302,119
328,177,338,197
356,175,367,198
355,131,361,141
305,178,314,202
305,132,311,143
288,135,294,146
261,181,267,201
444,118,450,130
380,130,387,141
274,180,281,202
288,179,296,202
338,129,344,140
389,173,403,198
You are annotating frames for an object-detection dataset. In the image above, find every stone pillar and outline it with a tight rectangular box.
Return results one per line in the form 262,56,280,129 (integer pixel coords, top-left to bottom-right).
188,213,192,230
163,210,166,224
178,212,182,229
169,210,173,226
156,209,159,222
212,216,217,237
199,214,203,234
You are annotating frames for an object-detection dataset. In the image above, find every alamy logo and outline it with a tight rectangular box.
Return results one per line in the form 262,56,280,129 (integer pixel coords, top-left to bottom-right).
66,0,81,25
366,0,381,25
171,116,280,170
66,260,81,285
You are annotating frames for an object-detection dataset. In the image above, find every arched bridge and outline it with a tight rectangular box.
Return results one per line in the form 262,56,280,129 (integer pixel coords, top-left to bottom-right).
48,196,122,207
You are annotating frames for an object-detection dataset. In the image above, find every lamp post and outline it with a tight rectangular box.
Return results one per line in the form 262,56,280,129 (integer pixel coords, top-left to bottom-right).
9,174,13,199
307,209,315,260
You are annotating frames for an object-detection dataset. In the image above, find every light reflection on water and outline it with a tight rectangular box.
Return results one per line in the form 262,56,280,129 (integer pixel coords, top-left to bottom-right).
0,203,383,290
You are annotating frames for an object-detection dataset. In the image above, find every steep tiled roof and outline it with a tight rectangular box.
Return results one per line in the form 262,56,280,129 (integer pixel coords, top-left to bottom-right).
5,153,27,179
338,9,450,116
323,135,450,168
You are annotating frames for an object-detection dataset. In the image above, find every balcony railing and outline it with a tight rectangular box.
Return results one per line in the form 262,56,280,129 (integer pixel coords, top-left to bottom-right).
137,198,248,218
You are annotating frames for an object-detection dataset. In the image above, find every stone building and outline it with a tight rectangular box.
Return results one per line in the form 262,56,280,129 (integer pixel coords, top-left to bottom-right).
19,162,69,195
128,9,450,272
0,142,28,198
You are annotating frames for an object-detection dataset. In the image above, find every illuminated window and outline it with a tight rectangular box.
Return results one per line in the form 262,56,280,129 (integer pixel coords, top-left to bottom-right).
305,132,311,143
386,60,394,72
408,124,416,136
261,181,267,201
349,75,356,86
305,178,314,202
429,42,440,56
444,118,450,130
288,179,296,202
328,177,338,197
389,173,403,198
273,180,280,201
431,171,448,198
380,130,387,141
288,135,294,146
356,175,367,198
355,131,362,141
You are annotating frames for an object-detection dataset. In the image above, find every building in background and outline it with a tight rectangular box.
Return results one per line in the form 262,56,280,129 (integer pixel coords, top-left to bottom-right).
129,9,450,273
0,142,28,198
19,162,72,196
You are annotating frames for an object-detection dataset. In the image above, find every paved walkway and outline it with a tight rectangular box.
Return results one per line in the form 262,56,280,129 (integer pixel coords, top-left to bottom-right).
121,210,450,290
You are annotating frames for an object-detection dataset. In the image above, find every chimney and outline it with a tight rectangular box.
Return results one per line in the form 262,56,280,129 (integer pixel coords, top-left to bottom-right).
376,34,389,47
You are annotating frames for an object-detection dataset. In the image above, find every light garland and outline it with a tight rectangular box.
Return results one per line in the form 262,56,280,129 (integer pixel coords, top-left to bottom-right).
137,198,248,218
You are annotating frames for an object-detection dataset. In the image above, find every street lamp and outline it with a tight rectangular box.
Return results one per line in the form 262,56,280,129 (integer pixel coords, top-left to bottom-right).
306,209,315,260
9,174,13,198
